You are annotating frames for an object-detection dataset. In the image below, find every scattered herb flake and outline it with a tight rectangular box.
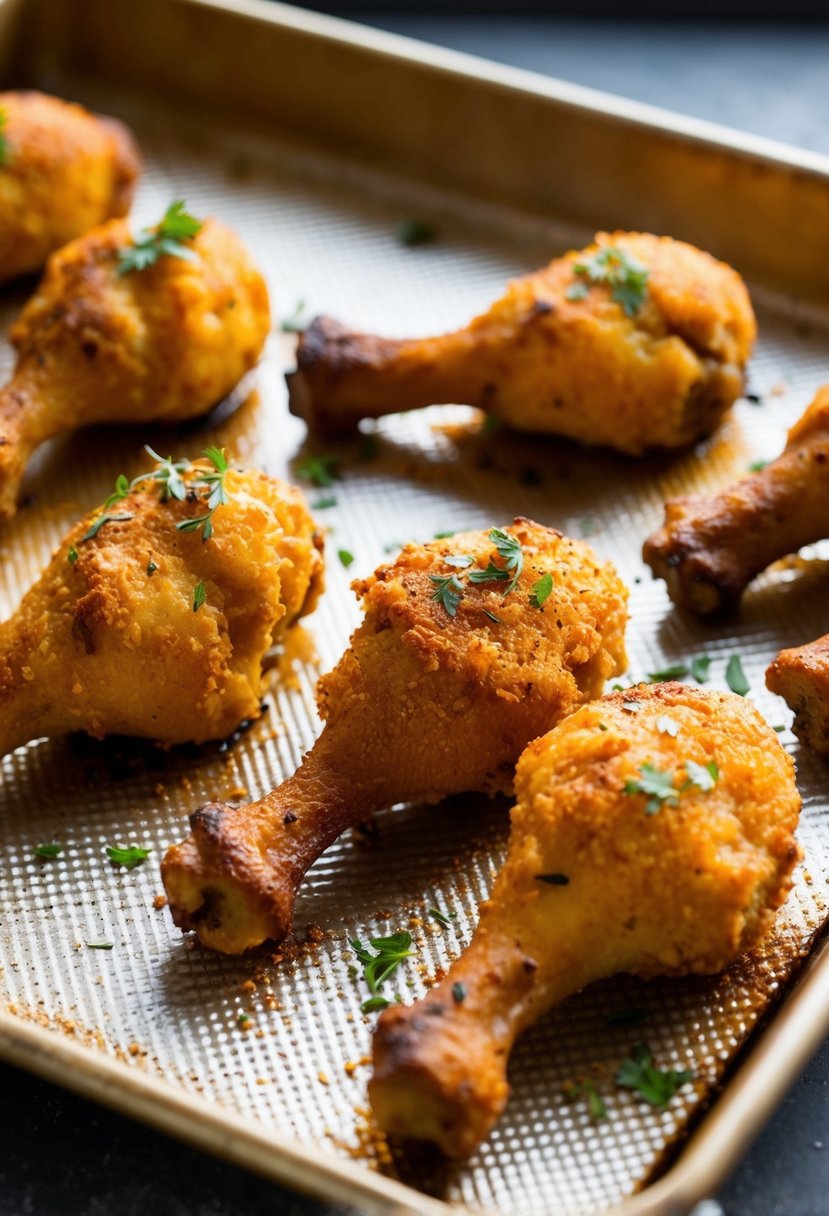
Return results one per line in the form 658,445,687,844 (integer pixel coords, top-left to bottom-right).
311,496,337,510
397,218,436,247
564,1079,607,1121
444,553,473,569
726,655,750,696
428,908,456,927
616,1042,694,1106
623,763,680,815
530,572,553,608
565,281,589,302
572,246,650,316
621,699,641,713
175,446,230,542
429,572,465,617
0,107,8,165
86,941,114,951
280,299,308,333
350,931,414,995
34,843,63,860
656,715,680,737
598,722,608,732
296,453,341,487
690,655,711,684
117,200,203,274
647,664,688,684
434,530,457,539
452,982,467,1004
81,511,134,543
146,560,158,576
748,459,768,472
237,1011,251,1026
684,759,719,792
338,548,355,569
536,873,570,886
67,546,78,565
361,995,391,1013
483,609,503,624
193,580,207,613
106,844,151,869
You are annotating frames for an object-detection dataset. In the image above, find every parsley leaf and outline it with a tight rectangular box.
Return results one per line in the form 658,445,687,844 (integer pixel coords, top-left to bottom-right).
280,299,308,333
428,907,456,927
361,995,392,1013
193,580,207,613
67,546,79,565
726,655,750,696
616,1042,694,1106
338,548,354,569
647,664,688,683
444,554,473,569
350,931,414,994
106,844,151,869
690,655,711,684
530,572,553,608
684,759,719,792
572,247,650,316
564,1079,607,1121
565,282,589,302
117,201,203,275
487,528,524,593
34,843,63,860
296,454,341,487
311,495,337,510
748,458,768,472
429,573,465,617
623,763,680,814
0,107,8,165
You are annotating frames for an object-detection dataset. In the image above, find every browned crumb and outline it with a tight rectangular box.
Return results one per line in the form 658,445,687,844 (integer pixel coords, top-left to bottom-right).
152,894,167,910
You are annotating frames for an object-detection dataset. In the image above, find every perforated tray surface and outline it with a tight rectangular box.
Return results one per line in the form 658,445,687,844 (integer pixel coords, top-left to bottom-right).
2,79,829,1216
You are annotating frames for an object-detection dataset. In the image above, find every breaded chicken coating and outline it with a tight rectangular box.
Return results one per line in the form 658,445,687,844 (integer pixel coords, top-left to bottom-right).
288,231,755,455
0,212,270,521
0,91,139,284
0,456,323,756
370,683,801,1158
767,636,829,754
161,519,628,954
644,385,829,616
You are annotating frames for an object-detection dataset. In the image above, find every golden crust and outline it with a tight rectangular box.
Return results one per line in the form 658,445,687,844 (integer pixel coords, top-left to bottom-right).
370,683,800,1157
0,91,140,283
0,462,323,753
161,520,628,953
767,634,829,754
288,231,755,454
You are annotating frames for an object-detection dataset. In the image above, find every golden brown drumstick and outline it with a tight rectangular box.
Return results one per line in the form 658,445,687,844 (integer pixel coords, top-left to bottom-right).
767,637,829,754
0,91,140,284
0,204,270,521
370,683,800,1158
644,385,829,616
0,453,323,757
161,519,628,954
287,231,755,455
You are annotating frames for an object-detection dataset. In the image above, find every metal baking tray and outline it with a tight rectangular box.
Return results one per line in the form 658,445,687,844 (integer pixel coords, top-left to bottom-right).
3,2,829,1213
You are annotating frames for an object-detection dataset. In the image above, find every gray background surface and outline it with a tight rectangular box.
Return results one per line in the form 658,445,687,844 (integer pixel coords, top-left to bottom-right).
3,13,829,1216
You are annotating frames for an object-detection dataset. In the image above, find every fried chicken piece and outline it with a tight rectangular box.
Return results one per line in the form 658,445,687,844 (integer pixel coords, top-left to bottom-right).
161,519,628,954
767,637,829,753
287,231,755,455
370,683,800,1158
0,210,270,521
0,455,323,757
0,91,140,284
643,385,829,616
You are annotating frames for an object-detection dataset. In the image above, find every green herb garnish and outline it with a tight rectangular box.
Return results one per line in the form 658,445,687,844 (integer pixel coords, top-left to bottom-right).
0,108,8,165
655,715,679,737
146,560,158,576
624,758,719,814
237,1011,251,1026
175,447,229,541
690,655,711,684
311,496,337,510
564,1079,607,1121
572,247,650,316
81,511,134,543
647,664,688,684
280,299,308,333
430,573,465,617
193,580,207,613
428,908,456,927
67,546,78,565
452,982,467,1004
86,941,114,951
117,200,203,274
530,572,553,608
106,844,151,870
350,931,414,996
565,282,589,302
34,843,63,860
726,655,750,696
616,1042,694,1106
430,528,525,616
361,995,392,1013
748,459,768,472
296,453,341,487
397,219,436,247
338,549,355,569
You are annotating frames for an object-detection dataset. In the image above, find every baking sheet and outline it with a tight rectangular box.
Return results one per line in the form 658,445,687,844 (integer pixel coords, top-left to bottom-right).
2,40,829,1216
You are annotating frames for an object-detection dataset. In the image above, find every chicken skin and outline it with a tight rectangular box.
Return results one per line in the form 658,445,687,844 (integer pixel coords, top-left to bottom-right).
287,231,755,455
767,637,829,755
0,454,323,758
370,683,800,1158
0,91,140,284
0,210,270,521
161,519,628,954
644,385,829,617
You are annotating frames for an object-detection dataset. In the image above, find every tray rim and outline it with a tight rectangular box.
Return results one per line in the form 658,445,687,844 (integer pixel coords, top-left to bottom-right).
4,0,829,1212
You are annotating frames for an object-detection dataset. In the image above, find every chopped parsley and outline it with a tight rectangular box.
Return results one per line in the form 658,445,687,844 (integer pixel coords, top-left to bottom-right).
647,664,688,683
86,941,114,951
106,844,151,870
338,549,355,569
117,200,203,274
726,655,750,696
428,907,457,927
572,247,650,316
397,218,436,247
748,458,768,472
193,580,207,613
67,546,78,565
146,560,158,576
690,655,711,684
616,1042,694,1106
280,299,308,333
430,528,526,617
429,573,465,617
361,995,392,1013
623,759,719,814
530,572,553,608
350,931,414,997
34,843,63,860
296,453,341,487
564,1079,607,1121
311,496,337,510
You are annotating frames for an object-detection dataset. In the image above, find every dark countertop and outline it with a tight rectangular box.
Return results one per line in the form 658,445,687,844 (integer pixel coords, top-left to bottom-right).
4,14,829,1216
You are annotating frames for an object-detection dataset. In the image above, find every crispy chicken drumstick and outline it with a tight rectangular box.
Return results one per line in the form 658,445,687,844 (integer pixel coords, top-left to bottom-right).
0,91,140,284
287,231,755,455
643,385,829,616
370,683,800,1158
0,455,323,757
162,519,628,953
0,206,270,521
